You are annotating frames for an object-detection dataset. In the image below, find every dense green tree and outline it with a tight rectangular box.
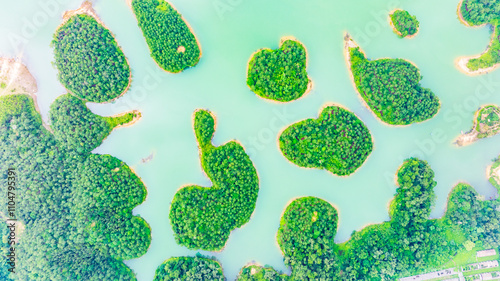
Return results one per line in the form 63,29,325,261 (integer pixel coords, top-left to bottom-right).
279,105,373,176
349,44,440,125
446,183,500,248
247,39,310,102
237,265,287,281
278,197,341,280
52,14,131,102
460,0,500,26
234,159,472,280
154,256,225,281
50,94,137,154
390,10,419,38
132,0,201,73
169,109,259,251
0,94,150,280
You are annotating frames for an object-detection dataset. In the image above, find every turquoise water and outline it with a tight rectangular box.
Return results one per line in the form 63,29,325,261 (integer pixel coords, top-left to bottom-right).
1,0,500,279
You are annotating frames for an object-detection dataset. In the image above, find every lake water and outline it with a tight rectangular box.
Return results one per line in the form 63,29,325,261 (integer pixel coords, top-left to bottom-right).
1,0,500,280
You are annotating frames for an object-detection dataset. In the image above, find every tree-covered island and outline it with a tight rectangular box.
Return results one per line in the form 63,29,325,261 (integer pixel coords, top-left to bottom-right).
161,158,500,280
455,105,500,146
169,109,259,251
279,105,373,177
131,0,201,73
346,35,440,125
247,38,311,102
389,9,420,38
52,1,131,103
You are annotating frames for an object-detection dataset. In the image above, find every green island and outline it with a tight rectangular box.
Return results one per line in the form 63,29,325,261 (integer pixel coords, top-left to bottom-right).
0,93,150,280
279,105,373,176
52,2,131,103
247,38,311,102
389,9,419,38
153,255,224,281
169,109,259,251
455,105,500,146
346,36,440,125
131,0,201,73
163,158,500,280
458,0,500,74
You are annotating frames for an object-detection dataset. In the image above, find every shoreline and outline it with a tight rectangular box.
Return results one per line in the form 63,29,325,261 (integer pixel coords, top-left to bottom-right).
57,1,133,104
126,0,202,74
343,33,440,127
0,57,53,132
276,101,375,178
455,0,499,76
245,35,313,104
388,9,420,39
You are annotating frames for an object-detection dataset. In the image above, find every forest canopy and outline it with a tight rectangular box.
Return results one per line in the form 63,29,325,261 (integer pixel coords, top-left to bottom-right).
52,14,131,103
153,256,224,281
390,9,419,38
247,39,311,102
348,41,440,125
169,109,259,251
277,197,341,280
50,94,137,154
279,105,373,176
0,94,150,280
228,157,500,280
132,0,201,73
460,0,500,26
